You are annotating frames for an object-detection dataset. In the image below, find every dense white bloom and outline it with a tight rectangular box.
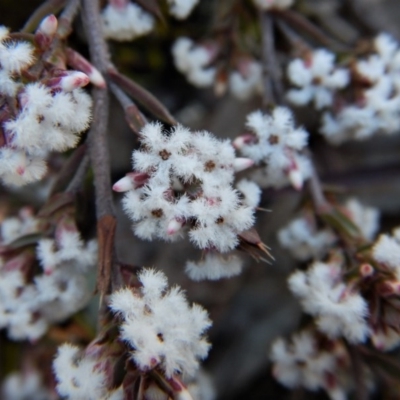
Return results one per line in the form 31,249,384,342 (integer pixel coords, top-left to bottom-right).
2,370,51,400
288,260,369,343
1,78,92,186
185,253,243,281
321,33,400,144
278,215,336,261
102,1,154,41
109,268,212,377
167,0,199,19
343,198,379,241
53,344,123,400
253,0,294,10
229,60,263,100
118,122,257,254
234,107,311,190
372,227,400,276
271,330,350,400
0,213,97,341
172,38,216,87
287,49,349,109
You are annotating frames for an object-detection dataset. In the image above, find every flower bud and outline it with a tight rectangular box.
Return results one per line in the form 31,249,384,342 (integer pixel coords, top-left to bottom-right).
167,219,184,235
360,263,374,277
35,14,58,49
232,134,257,150
233,157,254,172
288,168,304,190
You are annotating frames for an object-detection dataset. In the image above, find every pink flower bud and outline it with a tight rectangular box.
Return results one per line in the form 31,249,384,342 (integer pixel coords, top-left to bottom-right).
288,168,303,190
35,15,58,50
109,0,129,10
232,134,257,150
38,14,58,37
167,219,184,235
360,263,374,277
233,157,254,172
113,172,149,192
59,71,90,91
65,48,106,88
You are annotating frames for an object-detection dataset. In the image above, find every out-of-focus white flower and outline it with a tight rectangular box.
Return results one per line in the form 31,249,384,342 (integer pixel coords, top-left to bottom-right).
185,253,243,281
102,0,154,41
343,198,379,241
271,330,351,400
229,60,263,100
288,260,369,343
321,33,400,144
234,107,311,190
253,0,294,10
117,122,257,254
53,344,123,400
109,268,212,377
2,370,51,400
172,38,216,88
167,0,199,19
373,227,400,276
278,215,336,261
287,49,349,109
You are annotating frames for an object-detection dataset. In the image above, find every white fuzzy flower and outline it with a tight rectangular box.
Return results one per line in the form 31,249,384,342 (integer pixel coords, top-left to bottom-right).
2,370,50,400
288,261,369,343
271,330,350,400
185,253,243,281
253,0,294,10
287,49,349,109
172,37,216,88
109,268,212,377
372,228,400,277
234,107,311,190
229,60,263,100
278,216,336,261
102,1,155,41
53,344,121,400
118,122,256,253
167,0,199,19
343,198,379,241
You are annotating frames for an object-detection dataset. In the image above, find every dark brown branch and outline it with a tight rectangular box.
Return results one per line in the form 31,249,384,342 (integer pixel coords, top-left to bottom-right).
82,0,121,294
65,154,90,193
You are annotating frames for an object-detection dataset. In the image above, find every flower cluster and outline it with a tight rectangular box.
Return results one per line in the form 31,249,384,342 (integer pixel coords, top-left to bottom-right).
278,198,379,261
0,23,92,186
271,329,368,400
288,258,369,343
233,107,311,190
253,0,294,10
102,0,200,41
2,369,51,400
321,34,400,143
115,122,258,254
287,49,349,110
53,344,123,400
0,210,97,341
109,268,212,377
172,38,263,100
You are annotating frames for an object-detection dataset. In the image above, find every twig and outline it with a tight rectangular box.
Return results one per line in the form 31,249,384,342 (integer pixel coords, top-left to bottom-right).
307,164,332,214
348,345,368,400
260,12,284,106
57,0,81,38
109,82,147,134
82,0,121,294
65,154,90,193
21,0,67,33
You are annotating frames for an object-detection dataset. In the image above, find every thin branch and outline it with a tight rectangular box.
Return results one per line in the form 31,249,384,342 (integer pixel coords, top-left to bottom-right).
21,0,67,33
57,0,81,38
260,12,284,107
109,82,147,134
348,345,368,400
65,154,90,193
82,0,121,294
307,164,332,214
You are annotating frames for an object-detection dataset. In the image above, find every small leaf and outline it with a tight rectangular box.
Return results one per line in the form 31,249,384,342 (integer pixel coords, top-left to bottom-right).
108,69,176,125
6,233,44,250
321,207,362,240
124,104,147,135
